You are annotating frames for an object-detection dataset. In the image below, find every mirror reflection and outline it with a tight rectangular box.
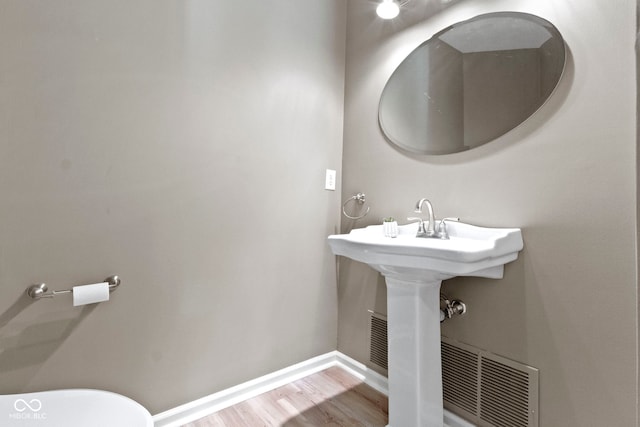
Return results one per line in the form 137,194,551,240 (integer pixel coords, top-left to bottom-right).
379,12,566,155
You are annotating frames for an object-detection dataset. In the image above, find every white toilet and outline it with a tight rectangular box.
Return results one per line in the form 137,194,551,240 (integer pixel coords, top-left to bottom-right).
1,389,153,427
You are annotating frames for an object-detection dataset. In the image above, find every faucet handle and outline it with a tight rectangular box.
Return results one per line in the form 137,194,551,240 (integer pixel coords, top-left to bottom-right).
407,217,427,235
437,217,459,239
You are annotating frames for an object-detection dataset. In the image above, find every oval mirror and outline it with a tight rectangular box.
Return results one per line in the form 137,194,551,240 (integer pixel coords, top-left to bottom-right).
379,12,566,155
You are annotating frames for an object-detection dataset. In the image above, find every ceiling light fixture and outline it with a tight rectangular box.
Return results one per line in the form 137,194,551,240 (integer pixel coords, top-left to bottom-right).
376,0,400,19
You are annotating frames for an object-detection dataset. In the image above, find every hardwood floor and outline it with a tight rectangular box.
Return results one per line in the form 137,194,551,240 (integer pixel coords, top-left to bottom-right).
183,366,389,426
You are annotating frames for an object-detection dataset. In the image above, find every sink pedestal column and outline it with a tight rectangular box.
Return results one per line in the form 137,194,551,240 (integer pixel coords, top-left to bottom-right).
386,277,444,427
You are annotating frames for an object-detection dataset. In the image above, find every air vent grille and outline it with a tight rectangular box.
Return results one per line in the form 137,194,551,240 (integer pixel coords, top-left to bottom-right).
442,341,479,414
441,336,539,427
369,312,388,370
479,357,535,427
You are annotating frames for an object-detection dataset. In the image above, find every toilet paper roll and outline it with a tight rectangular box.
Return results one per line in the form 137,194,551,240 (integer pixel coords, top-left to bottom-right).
73,282,110,306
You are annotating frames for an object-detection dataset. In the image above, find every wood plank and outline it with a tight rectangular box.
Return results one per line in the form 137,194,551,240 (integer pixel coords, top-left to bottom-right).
183,366,389,426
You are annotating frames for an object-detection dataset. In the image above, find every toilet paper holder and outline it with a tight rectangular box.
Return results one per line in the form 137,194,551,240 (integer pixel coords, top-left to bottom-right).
26,275,121,300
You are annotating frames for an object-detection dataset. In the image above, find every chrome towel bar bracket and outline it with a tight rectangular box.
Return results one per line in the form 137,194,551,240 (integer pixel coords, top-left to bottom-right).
26,275,121,300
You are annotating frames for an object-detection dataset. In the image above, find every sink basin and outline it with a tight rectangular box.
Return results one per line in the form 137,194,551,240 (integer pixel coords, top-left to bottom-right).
328,221,523,281
328,220,523,427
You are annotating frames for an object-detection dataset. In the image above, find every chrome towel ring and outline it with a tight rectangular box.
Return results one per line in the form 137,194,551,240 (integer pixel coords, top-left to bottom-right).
342,192,370,220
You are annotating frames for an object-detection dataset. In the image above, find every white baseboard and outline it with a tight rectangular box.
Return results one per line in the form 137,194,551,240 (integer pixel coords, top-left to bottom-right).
152,351,474,427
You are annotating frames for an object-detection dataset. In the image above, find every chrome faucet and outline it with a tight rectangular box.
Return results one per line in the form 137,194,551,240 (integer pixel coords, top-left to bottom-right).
409,198,459,239
413,198,436,237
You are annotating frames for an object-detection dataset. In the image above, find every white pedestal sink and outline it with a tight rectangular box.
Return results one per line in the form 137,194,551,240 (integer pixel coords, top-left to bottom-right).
328,221,523,427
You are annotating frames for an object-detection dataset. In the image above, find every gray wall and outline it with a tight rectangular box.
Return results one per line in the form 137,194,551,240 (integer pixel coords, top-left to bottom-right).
340,1,637,426
0,0,346,414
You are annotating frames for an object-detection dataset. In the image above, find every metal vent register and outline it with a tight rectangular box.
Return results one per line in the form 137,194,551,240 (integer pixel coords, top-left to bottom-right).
368,314,538,427
442,337,539,427
369,311,388,371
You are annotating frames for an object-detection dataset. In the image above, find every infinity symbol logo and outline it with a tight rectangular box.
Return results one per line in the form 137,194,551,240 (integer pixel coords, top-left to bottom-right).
13,399,42,412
